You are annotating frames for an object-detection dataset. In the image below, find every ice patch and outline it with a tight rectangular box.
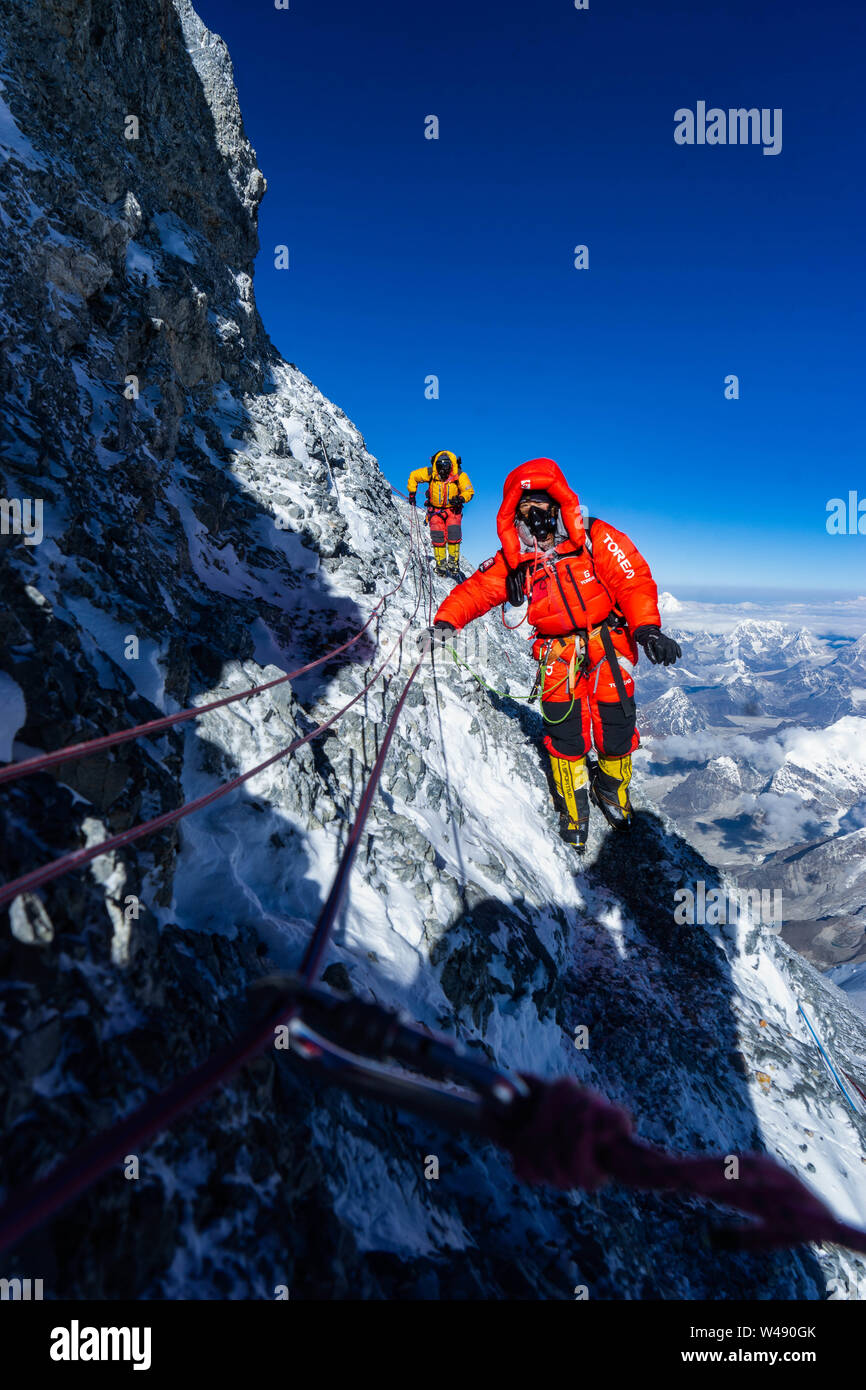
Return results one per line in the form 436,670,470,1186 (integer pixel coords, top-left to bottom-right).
0,78,46,169
153,210,197,263
126,241,160,286
279,415,312,464
60,594,167,709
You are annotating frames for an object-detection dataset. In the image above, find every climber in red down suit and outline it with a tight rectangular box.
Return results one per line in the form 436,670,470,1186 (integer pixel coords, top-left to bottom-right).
422,459,681,852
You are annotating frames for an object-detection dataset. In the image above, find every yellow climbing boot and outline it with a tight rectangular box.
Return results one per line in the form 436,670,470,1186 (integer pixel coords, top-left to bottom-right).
433,543,448,575
447,542,461,576
590,754,634,830
549,753,590,852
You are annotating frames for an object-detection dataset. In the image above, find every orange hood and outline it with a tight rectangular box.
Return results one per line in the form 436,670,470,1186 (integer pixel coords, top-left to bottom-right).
496,458,585,569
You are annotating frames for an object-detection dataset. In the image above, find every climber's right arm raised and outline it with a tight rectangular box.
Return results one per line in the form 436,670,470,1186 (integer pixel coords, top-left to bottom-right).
434,552,510,629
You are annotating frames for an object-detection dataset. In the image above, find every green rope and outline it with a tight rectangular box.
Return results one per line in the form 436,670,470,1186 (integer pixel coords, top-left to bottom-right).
539,692,577,725
444,645,576,724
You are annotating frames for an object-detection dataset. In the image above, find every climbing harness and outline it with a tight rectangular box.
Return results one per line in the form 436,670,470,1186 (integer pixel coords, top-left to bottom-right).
445,633,586,727
3,492,866,1262
497,542,632,718
443,641,576,722
597,615,634,718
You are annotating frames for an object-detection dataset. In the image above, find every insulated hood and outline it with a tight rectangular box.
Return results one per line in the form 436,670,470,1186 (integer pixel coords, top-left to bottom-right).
497,458,585,569
432,450,459,474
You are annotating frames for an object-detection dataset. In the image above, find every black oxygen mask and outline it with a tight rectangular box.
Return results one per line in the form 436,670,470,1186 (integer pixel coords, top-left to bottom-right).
524,504,558,541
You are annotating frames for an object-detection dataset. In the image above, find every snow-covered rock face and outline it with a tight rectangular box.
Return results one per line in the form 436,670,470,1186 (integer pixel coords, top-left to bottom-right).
829,960,866,1018
742,830,866,972
641,685,708,738
2,1,866,1300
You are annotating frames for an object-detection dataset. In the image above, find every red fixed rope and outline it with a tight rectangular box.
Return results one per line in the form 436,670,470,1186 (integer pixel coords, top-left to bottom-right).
0,509,427,911
3,491,862,1260
0,999,293,1254
0,553,428,1255
299,653,424,985
0,521,417,789
497,1076,866,1254
843,1071,866,1107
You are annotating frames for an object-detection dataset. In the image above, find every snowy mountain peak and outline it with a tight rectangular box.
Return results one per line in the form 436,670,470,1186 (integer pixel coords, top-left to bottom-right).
658,590,684,614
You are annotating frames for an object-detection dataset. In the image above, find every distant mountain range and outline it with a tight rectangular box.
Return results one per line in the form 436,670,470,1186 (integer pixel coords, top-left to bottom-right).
639,599,866,983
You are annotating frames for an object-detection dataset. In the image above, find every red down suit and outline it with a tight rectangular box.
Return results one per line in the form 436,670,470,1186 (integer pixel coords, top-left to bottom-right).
434,459,662,760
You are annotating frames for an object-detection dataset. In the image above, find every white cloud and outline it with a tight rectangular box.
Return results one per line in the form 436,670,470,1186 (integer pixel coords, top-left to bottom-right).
781,716,866,774
660,594,866,639
649,729,788,772
651,717,866,779
737,790,824,843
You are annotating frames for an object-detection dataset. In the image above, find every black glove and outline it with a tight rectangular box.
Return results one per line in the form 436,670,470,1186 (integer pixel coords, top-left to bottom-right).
505,565,526,607
633,626,682,666
409,492,417,507
451,498,464,514
417,621,454,654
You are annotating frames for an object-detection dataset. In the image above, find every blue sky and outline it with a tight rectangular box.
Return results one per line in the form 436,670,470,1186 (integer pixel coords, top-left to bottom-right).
194,0,865,596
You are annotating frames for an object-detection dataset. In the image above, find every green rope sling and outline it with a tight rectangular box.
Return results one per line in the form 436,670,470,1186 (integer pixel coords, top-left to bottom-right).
444,644,577,725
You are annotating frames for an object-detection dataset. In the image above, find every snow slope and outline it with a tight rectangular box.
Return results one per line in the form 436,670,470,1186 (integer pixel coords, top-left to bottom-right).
0,0,864,1301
